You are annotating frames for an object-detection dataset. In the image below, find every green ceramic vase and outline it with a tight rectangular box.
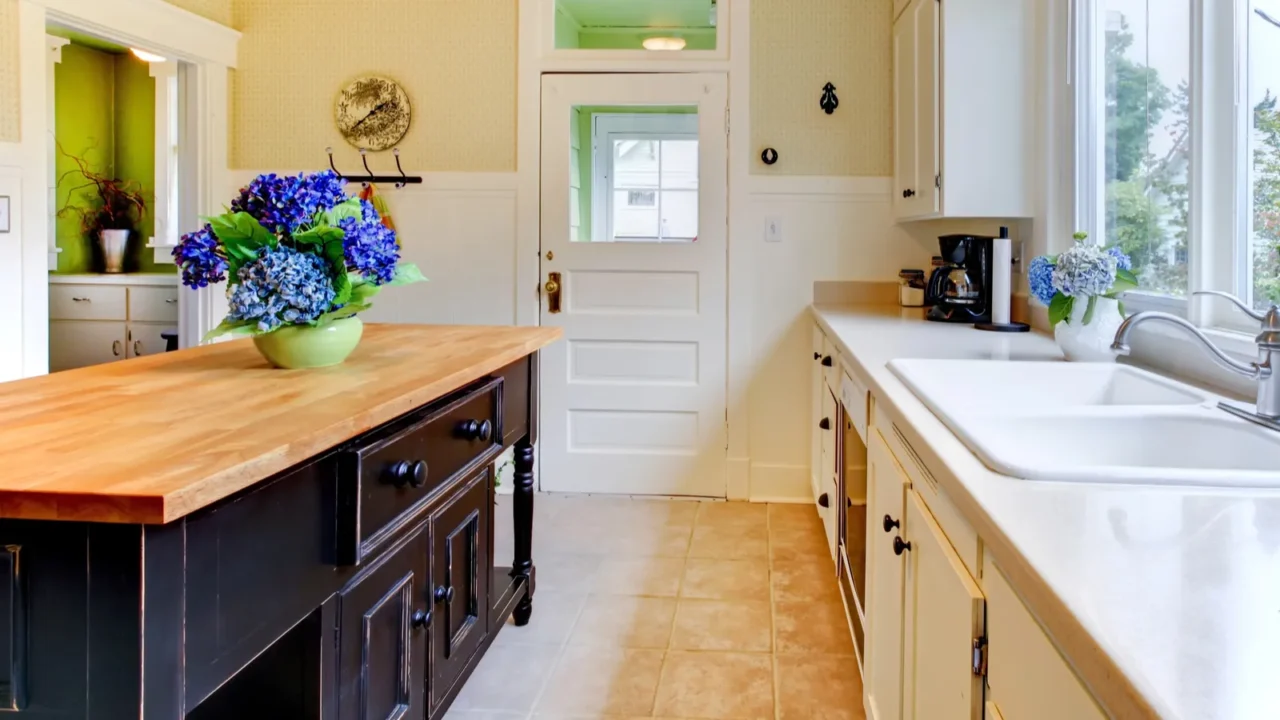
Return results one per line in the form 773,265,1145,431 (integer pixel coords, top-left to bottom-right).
253,317,364,369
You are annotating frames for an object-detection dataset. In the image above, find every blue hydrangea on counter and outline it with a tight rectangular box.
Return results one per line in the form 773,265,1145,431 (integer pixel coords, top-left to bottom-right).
227,246,336,333
339,202,400,285
173,224,228,288
1027,232,1139,327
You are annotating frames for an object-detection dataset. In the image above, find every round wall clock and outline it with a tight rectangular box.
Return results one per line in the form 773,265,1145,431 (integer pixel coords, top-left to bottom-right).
335,76,412,151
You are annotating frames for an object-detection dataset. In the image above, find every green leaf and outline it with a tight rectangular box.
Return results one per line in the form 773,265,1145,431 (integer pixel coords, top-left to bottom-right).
1118,300,1127,317
317,198,366,227
388,263,428,287
1048,293,1074,326
202,317,259,343
208,212,277,263
313,302,372,327
1081,295,1098,325
333,272,352,307
350,277,382,304
293,225,344,246
320,239,352,306
1116,268,1139,286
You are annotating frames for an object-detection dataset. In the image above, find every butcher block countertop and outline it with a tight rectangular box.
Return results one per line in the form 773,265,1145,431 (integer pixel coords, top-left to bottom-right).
0,324,561,525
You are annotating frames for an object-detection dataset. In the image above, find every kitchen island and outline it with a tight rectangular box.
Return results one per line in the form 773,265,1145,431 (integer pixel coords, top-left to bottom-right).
0,324,560,719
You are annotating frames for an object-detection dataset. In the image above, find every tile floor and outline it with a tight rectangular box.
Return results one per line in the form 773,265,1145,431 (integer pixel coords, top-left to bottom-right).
448,494,865,720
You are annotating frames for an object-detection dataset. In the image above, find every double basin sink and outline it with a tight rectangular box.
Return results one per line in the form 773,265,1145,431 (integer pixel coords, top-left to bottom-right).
890,360,1280,487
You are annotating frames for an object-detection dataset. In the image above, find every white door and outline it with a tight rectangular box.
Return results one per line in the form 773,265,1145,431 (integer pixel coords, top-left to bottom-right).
539,73,728,497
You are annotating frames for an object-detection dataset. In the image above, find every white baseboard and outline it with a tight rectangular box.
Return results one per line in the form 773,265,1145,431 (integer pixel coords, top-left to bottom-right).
727,457,750,501
749,463,811,503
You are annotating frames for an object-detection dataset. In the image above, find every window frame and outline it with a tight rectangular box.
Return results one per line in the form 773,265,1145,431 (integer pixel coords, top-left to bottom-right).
1071,0,1266,334
590,113,699,243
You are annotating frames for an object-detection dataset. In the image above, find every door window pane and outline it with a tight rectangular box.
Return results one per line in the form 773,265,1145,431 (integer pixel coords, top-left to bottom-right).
1101,0,1191,297
555,0,717,51
1249,0,1280,310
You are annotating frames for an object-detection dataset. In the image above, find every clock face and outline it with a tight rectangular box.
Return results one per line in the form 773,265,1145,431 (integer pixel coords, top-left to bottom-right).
335,76,412,151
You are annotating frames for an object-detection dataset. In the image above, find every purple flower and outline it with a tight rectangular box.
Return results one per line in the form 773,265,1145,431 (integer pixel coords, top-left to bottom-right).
231,171,351,235
173,224,228,288
1106,246,1133,272
339,205,400,285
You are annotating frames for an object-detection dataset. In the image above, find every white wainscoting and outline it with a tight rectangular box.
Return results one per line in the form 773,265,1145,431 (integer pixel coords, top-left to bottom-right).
738,176,933,502
226,171,520,328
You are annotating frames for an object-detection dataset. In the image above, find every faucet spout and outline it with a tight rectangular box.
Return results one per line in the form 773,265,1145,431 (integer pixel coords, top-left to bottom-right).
1110,311,1265,379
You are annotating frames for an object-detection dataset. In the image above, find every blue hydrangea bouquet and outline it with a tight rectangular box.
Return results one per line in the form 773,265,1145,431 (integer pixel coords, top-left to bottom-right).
1029,233,1138,362
173,170,424,367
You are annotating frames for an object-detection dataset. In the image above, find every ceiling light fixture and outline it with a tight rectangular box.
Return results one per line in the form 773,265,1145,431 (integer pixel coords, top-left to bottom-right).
643,36,686,51
130,48,167,63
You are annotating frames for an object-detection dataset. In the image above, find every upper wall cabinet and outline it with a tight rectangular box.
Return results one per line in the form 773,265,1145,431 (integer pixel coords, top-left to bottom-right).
893,0,1035,221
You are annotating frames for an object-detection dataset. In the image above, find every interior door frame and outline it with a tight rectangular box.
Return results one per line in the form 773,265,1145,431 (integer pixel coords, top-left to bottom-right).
536,71,730,497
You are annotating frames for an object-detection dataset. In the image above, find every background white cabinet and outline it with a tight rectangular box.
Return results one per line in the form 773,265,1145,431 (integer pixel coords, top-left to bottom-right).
49,277,179,371
49,320,126,370
892,0,1034,221
864,429,908,720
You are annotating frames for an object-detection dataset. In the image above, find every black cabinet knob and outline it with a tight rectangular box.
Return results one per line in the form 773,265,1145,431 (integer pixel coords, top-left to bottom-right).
434,585,455,604
818,493,830,508
819,417,831,431
903,189,916,198
412,609,430,628
847,497,853,508
893,536,912,556
408,460,428,488
385,460,428,488
883,514,900,533
457,419,494,442
821,355,833,367
814,352,821,361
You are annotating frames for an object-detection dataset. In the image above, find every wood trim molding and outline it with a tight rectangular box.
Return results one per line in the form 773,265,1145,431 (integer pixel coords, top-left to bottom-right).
34,0,240,67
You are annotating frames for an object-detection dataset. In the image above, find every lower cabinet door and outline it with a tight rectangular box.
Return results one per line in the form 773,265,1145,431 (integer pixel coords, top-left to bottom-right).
49,320,127,371
901,489,985,720
127,321,175,358
865,430,908,720
337,525,429,720
429,468,491,710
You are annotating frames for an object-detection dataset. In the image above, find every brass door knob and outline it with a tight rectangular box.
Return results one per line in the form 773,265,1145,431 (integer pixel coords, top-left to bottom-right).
545,272,563,314
545,278,560,295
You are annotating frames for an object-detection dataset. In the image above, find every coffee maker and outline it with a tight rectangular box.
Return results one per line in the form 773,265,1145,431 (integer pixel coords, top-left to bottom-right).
925,234,994,323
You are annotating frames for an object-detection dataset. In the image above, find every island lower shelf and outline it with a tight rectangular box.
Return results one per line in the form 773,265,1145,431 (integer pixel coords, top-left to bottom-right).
0,349,548,720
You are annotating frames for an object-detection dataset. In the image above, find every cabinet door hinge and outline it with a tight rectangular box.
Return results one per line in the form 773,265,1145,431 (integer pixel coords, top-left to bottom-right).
725,107,731,136
972,636,988,676
935,173,941,189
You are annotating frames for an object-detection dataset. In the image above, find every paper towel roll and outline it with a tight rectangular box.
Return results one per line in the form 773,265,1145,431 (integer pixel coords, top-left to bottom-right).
992,236,1013,325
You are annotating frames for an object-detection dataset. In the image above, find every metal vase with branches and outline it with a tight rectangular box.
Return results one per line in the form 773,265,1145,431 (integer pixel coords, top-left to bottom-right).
57,145,147,273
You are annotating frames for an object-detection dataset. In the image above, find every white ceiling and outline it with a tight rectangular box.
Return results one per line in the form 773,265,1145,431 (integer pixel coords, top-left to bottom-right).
557,0,714,30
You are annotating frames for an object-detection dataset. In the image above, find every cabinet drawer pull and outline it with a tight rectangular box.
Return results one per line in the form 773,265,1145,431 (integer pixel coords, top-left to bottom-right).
134,340,143,356
72,297,91,303
903,189,916,198
883,514,900,533
385,460,428,489
813,352,821,361
412,608,430,629
893,536,912,555
821,355,833,367
165,298,178,304
819,417,831,431
457,419,493,442
112,340,122,357
818,493,830,508
434,585,455,604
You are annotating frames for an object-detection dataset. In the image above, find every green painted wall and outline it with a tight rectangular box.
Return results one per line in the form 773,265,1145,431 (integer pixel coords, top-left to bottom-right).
54,45,170,274
576,32,716,51
555,7,580,48
572,106,698,240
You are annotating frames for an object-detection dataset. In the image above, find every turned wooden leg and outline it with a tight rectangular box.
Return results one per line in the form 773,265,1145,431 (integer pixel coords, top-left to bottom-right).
511,436,535,626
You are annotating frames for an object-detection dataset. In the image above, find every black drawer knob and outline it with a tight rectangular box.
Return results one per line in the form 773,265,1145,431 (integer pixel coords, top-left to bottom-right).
814,352,821,361
893,536,912,556
819,417,831,431
818,493,830,508
883,514,900,533
457,419,494,442
386,460,429,489
412,609,430,629
903,189,916,198
821,356,833,367
434,585,455,604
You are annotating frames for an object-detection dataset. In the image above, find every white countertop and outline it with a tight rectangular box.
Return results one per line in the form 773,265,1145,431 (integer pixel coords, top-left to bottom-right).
812,304,1280,720
49,273,178,286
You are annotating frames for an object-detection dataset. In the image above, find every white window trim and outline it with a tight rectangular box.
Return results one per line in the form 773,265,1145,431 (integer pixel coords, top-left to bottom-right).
589,113,699,242
146,59,181,265
540,0,728,62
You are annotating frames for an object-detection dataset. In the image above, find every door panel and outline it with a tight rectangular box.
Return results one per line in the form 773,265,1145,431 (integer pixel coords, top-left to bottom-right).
914,0,940,215
540,74,728,497
902,489,984,720
430,470,490,709
893,9,917,219
865,430,908,720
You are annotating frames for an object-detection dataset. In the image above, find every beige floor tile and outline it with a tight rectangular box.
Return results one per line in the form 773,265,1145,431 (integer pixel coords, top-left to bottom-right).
534,554,604,595
494,591,587,647
670,599,772,652
769,522,830,564
653,651,775,719
776,654,865,719
679,559,770,600
688,524,769,560
536,646,665,716
592,557,685,597
696,502,768,529
607,523,693,558
445,711,526,720
774,599,856,656
768,503,822,531
569,595,677,648
450,642,560,713
771,557,841,603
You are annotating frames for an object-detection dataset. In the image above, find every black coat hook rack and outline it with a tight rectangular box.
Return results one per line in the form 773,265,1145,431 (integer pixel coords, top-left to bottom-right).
326,147,423,188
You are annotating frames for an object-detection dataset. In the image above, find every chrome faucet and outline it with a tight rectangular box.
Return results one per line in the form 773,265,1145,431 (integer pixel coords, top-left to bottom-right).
1110,292,1280,431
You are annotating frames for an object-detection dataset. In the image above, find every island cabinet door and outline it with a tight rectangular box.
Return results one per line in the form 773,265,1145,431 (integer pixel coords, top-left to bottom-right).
429,468,491,711
337,524,429,720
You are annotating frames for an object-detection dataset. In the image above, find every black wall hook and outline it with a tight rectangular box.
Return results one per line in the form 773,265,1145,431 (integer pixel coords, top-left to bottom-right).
820,83,839,114
326,146,423,186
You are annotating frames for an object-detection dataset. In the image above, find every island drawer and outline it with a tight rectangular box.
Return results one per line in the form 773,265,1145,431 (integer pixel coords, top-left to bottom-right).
336,377,504,565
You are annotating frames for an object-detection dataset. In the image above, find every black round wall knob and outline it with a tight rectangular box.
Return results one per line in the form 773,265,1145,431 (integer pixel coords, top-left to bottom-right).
883,514,900,533
761,148,779,165
893,536,912,556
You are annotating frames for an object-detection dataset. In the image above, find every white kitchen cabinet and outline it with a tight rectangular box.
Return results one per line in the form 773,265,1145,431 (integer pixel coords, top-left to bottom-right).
893,0,911,23
49,321,127,371
820,381,840,555
901,488,984,720
864,429,908,720
126,322,174,358
892,0,1034,221
984,554,1108,720
812,324,827,501
49,275,179,371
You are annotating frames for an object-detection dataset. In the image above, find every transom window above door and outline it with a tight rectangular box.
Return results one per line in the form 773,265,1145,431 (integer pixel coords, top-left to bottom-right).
547,0,725,56
570,109,700,243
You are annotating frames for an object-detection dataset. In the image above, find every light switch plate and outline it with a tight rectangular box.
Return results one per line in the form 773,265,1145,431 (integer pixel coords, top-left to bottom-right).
764,216,782,243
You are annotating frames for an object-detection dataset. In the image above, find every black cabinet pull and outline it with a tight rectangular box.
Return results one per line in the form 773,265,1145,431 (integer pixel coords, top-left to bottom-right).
818,493,830,508
457,419,494,442
412,609,430,628
434,585,455,604
819,417,831,430
814,352,821,361
847,497,853,508
893,536,912,556
883,514,900,533
903,189,916,198
821,356,833,367
385,460,428,488
409,460,428,488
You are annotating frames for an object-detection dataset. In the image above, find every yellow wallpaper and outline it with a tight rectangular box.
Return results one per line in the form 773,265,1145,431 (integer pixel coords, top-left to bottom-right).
751,0,892,176
166,0,233,26
229,0,518,173
0,0,18,143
